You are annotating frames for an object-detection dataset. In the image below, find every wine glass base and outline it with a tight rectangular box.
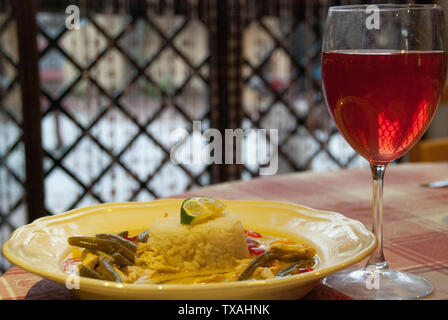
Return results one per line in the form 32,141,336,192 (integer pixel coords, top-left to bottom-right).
322,267,433,300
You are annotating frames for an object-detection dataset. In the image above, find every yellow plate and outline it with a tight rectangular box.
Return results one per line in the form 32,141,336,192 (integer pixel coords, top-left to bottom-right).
2,199,376,300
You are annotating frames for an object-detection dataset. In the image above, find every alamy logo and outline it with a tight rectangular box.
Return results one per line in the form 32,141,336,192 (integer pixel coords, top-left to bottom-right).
170,121,279,176
65,5,80,30
365,5,380,30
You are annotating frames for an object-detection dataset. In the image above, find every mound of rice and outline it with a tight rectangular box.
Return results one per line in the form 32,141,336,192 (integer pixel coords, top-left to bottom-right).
148,212,250,272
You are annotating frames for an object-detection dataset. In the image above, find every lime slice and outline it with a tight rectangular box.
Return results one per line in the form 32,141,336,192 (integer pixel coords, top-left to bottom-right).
180,197,226,225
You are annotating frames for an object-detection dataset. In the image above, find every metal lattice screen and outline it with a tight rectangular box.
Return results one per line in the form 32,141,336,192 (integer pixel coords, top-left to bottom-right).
0,1,27,273
239,0,370,178
38,0,212,214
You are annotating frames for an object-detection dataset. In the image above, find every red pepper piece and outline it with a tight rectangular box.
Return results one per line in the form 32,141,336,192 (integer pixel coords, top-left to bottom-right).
244,229,262,238
124,235,137,242
297,267,313,274
245,237,266,255
249,247,266,256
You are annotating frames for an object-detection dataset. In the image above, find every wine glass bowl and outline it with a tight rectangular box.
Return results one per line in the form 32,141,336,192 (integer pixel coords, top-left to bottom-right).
322,50,447,164
321,4,447,299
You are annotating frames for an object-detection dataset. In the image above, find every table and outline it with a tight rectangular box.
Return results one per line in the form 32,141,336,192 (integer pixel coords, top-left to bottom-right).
1,162,447,300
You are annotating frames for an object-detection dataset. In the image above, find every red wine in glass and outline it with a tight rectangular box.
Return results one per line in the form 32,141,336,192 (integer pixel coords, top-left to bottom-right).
321,3,448,300
322,50,447,165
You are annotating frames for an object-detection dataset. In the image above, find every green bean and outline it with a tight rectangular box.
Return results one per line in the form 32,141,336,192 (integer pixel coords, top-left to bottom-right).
116,230,128,238
96,233,138,252
118,247,135,263
78,263,103,280
68,237,115,254
68,236,94,247
276,263,297,277
93,238,135,262
238,251,279,281
276,255,317,277
69,236,135,262
136,229,149,243
112,252,133,267
97,256,121,282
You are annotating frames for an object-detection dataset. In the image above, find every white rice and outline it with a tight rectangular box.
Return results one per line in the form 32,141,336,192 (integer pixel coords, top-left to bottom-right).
148,212,250,272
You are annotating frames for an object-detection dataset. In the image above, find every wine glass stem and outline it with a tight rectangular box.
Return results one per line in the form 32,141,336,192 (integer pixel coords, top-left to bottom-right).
366,164,388,270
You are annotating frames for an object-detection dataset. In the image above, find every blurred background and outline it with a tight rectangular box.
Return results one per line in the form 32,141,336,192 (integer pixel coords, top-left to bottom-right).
0,0,447,274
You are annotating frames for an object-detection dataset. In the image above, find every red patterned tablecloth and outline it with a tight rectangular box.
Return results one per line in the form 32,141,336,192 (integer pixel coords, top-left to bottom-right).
1,162,447,300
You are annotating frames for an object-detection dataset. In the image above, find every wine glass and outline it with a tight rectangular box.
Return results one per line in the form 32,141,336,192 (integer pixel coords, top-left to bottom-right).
321,4,447,299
